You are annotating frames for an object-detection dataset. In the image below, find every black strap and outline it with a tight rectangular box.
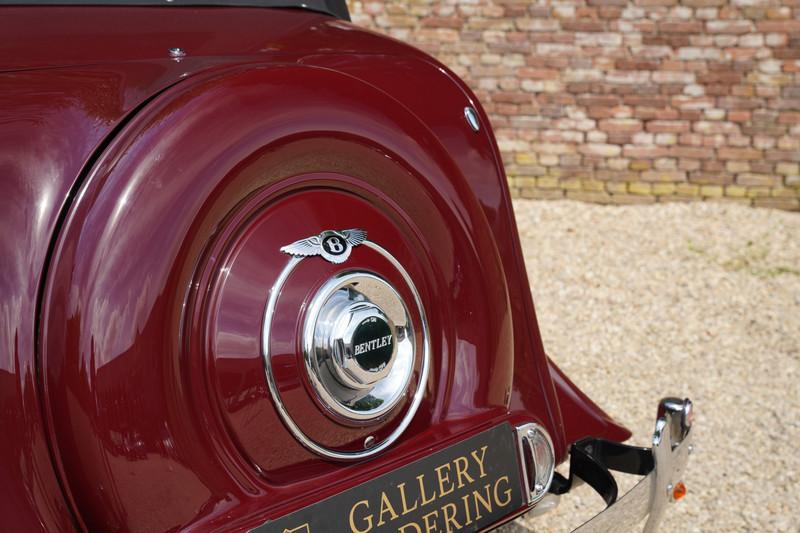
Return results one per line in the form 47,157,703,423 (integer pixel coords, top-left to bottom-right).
549,437,654,507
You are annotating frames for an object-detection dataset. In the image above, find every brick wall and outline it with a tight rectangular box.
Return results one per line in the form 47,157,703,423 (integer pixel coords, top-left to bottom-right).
349,0,800,210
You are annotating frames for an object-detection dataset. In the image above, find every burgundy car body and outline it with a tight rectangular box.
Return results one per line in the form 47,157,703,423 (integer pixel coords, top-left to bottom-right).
1,5,687,533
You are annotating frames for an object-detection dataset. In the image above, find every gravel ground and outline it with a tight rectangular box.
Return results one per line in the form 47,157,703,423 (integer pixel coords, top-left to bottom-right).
502,200,800,533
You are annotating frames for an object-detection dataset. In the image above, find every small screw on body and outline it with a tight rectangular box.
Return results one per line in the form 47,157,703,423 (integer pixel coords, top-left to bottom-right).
464,106,480,132
364,435,376,449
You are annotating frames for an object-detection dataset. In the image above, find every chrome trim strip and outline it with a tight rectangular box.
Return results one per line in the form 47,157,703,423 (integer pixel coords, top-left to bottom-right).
260,240,430,461
571,471,652,532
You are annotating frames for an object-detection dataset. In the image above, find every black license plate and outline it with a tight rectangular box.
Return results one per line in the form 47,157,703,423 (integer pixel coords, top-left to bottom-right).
252,424,524,533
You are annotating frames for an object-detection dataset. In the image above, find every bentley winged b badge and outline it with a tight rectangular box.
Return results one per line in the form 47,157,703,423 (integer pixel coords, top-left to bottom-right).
280,228,367,264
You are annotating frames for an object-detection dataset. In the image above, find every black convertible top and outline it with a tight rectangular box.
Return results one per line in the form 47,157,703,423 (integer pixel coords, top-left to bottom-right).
0,0,350,20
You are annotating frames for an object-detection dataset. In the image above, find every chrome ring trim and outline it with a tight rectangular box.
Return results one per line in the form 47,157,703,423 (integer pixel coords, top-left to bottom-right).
260,240,430,461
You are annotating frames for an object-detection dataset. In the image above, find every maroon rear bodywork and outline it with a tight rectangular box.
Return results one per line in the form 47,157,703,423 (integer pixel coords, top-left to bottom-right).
0,7,629,532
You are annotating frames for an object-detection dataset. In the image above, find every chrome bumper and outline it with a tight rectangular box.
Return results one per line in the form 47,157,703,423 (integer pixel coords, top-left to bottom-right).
550,398,694,533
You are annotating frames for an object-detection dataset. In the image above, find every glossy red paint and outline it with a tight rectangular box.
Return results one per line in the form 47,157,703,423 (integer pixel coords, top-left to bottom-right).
1,6,629,532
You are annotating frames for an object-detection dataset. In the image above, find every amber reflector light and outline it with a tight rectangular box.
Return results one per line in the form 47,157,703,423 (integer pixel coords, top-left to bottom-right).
673,481,687,501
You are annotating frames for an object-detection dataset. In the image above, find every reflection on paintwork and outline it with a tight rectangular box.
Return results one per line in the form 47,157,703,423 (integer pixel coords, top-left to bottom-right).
0,67,135,531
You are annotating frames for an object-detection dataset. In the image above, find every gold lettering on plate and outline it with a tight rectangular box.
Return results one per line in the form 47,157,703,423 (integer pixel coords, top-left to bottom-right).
416,474,436,506
346,444,514,533
349,500,372,533
453,456,473,489
421,509,438,533
434,463,454,498
397,482,418,515
441,502,461,533
377,492,399,527
471,445,488,479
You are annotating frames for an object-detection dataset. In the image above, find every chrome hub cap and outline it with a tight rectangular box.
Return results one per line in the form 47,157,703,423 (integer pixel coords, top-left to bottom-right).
304,272,415,421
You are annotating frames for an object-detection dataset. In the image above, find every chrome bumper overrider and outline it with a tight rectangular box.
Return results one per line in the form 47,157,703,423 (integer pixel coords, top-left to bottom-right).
547,397,694,533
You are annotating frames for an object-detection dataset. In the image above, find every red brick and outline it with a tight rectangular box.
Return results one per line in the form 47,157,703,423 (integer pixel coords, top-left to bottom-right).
697,71,743,84
778,112,800,125
566,82,592,94
598,7,622,19
623,145,671,158
623,95,670,107
587,0,628,5
765,150,800,163
679,158,702,171
644,35,691,47
495,103,519,115
615,59,659,70
636,0,678,6
742,124,787,137
688,171,734,184
756,20,800,33
774,48,800,60
659,21,703,33
718,147,763,160
679,133,703,146
731,85,755,97
599,119,644,133
421,17,463,29
705,85,730,96
497,87,541,102
728,111,752,123
784,62,800,73
670,146,715,159
596,170,641,181
577,95,622,107
727,48,759,61
707,21,753,34
518,68,560,79
586,106,616,119
634,107,681,120
703,160,726,172
750,161,775,174
561,20,606,32
608,132,635,144
647,120,691,133
529,6,552,17
537,93,574,105
682,0,725,6
717,97,763,110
